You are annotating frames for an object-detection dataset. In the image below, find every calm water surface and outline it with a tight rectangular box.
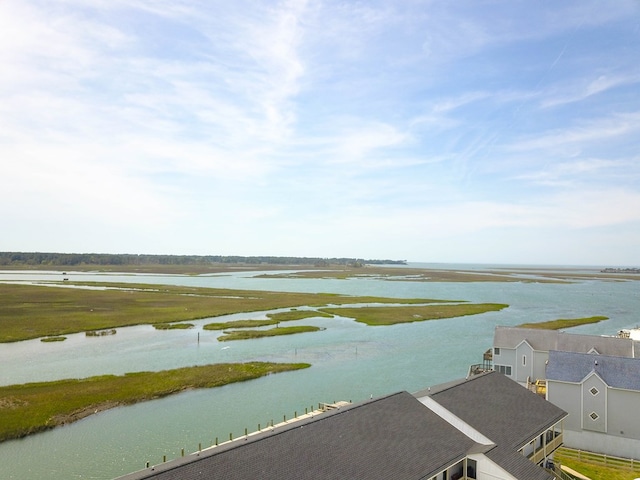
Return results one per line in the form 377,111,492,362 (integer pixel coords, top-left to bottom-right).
1,266,639,479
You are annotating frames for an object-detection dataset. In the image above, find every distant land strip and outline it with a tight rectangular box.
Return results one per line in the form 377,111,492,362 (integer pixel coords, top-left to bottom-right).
600,267,640,274
0,251,406,269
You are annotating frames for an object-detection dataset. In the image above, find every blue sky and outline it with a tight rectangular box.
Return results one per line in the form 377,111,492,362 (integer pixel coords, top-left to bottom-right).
2,1,639,265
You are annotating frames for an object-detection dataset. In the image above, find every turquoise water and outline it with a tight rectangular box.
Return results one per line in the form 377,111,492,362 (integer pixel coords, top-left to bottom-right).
0,267,638,479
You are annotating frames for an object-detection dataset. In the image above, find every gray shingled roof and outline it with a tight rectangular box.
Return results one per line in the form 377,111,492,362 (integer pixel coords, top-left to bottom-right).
426,372,566,480
485,445,555,480
117,391,478,480
493,326,639,357
546,350,640,390
428,372,566,449
117,373,566,480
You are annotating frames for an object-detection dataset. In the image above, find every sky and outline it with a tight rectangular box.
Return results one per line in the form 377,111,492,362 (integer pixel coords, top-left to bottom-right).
2,1,640,266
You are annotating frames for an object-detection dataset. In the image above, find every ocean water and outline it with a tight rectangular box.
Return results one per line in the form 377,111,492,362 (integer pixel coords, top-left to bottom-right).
0,266,638,479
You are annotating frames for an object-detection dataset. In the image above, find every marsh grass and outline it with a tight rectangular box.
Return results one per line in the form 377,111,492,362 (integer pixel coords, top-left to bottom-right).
267,310,334,321
256,267,567,283
203,309,333,330
0,283,449,342
85,329,117,337
153,323,194,330
518,316,608,330
203,319,280,330
0,362,309,442
218,326,321,341
319,303,508,326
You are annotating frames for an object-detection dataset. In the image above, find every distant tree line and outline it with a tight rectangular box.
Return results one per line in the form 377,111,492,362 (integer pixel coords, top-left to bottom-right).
601,267,640,274
0,252,407,267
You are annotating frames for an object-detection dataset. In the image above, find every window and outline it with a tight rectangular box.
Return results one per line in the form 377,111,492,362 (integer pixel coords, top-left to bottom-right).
590,412,599,421
466,458,477,479
590,387,599,396
495,365,512,376
522,355,527,366
494,347,500,355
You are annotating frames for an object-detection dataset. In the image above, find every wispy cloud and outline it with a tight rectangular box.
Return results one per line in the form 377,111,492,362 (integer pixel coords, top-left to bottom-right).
541,72,640,108
2,0,640,263
506,112,640,154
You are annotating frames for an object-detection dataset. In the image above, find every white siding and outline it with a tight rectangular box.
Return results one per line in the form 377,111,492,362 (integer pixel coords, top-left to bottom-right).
608,388,640,439
547,380,581,431
468,453,519,480
515,342,534,384
582,374,606,433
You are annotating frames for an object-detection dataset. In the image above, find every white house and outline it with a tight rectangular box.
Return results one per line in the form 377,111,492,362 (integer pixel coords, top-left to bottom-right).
491,326,639,387
489,326,640,459
546,350,640,459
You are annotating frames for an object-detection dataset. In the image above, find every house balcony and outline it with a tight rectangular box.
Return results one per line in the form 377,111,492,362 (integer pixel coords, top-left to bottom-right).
467,349,493,377
483,349,493,362
527,429,564,466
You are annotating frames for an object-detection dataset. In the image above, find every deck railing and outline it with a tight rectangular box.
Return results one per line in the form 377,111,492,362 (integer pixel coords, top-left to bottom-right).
529,431,563,465
557,446,639,470
467,363,491,376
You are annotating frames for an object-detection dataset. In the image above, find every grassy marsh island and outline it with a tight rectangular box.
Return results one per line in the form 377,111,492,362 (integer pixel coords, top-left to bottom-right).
256,266,569,283
40,336,66,342
517,316,609,330
217,326,322,341
204,319,280,330
206,304,504,339
0,362,309,442
267,310,334,321
153,323,194,330
85,329,117,337
319,303,509,326
203,311,333,333
0,282,453,342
